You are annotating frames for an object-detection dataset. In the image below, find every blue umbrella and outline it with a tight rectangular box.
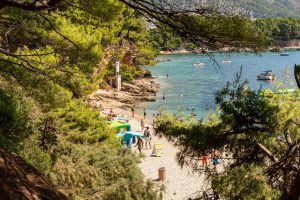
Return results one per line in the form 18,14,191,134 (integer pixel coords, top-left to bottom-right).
117,131,144,145
117,131,143,138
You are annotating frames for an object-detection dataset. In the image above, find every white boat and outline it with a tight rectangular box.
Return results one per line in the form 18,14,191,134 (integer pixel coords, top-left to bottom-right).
280,52,289,56
222,59,232,63
257,70,275,80
193,62,205,66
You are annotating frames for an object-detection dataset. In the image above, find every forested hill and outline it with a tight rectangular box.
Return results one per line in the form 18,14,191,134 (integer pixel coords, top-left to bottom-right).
171,0,300,18
230,0,300,18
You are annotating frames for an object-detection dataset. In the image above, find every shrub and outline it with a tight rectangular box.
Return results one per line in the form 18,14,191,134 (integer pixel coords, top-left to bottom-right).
49,144,160,200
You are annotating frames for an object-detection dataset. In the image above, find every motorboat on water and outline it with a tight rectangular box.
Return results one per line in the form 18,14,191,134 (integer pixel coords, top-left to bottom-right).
222,59,232,63
193,62,205,66
280,52,289,56
257,70,275,80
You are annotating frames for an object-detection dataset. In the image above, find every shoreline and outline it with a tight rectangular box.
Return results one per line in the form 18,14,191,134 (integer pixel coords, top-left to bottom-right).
160,46,300,55
86,75,159,121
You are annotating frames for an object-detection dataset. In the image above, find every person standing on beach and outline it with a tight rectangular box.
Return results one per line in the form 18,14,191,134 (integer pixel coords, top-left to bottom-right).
143,108,146,119
200,152,208,169
131,106,135,118
140,118,145,131
163,94,165,100
211,150,220,170
144,127,152,149
135,137,144,156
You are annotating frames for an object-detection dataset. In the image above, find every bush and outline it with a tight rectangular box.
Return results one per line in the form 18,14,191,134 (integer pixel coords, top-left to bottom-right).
0,88,33,152
49,144,161,200
20,135,53,175
49,100,117,145
120,64,143,83
185,42,197,51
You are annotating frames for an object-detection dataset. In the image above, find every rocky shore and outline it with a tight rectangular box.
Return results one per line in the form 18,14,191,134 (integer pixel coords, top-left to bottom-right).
86,72,159,117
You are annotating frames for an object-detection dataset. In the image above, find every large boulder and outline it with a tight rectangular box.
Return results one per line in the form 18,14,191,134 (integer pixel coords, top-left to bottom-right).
143,70,152,78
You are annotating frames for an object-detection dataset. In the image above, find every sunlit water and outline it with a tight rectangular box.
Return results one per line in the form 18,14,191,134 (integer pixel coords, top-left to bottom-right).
138,50,300,118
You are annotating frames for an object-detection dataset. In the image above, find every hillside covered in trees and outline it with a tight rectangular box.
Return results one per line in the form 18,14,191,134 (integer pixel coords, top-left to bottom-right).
0,0,160,199
151,17,300,51
1,0,300,199
227,0,300,18
169,0,300,18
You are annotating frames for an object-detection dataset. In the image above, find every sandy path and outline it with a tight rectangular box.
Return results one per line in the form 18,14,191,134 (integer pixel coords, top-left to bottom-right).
128,116,205,200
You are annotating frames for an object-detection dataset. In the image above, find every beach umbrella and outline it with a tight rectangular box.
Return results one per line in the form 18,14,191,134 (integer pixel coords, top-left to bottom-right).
110,121,130,130
117,131,143,138
117,131,143,145
116,132,126,137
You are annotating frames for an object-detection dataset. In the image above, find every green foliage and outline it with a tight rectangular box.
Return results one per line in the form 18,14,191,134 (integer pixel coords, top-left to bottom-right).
20,134,53,175
120,64,143,82
149,28,183,50
213,164,280,199
155,78,300,198
255,17,300,42
149,15,266,51
234,0,300,18
49,100,117,145
49,144,160,200
0,1,162,199
185,42,197,51
0,88,33,152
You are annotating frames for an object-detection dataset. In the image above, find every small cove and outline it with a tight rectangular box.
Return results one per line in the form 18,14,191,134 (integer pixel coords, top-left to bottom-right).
138,50,300,118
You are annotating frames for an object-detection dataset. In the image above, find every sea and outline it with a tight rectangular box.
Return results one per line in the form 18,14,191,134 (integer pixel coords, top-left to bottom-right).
138,50,300,119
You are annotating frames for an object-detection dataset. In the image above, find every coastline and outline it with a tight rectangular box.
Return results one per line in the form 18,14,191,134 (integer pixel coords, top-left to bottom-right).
87,73,206,200
160,46,300,55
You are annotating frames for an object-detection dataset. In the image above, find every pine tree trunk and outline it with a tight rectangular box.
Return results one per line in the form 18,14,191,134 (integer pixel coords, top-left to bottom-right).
294,64,300,89
280,171,300,200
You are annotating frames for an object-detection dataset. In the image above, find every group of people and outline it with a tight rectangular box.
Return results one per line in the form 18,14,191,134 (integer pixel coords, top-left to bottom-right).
131,106,147,120
200,149,222,170
133,126,152,156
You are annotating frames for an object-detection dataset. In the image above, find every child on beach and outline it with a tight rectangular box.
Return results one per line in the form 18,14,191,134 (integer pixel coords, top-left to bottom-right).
135,137,144,156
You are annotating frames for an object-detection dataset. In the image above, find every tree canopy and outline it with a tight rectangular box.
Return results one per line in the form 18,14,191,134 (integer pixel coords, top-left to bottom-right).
155,78,300,199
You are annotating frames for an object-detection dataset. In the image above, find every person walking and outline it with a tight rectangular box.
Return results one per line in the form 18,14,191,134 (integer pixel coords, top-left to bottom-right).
135,137,144,156
131,106,135,118
144,127,152,149
143,108,146,119
140,118,145,131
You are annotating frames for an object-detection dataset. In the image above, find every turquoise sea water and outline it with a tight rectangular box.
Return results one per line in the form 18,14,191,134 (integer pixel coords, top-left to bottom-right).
138,50,300,118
